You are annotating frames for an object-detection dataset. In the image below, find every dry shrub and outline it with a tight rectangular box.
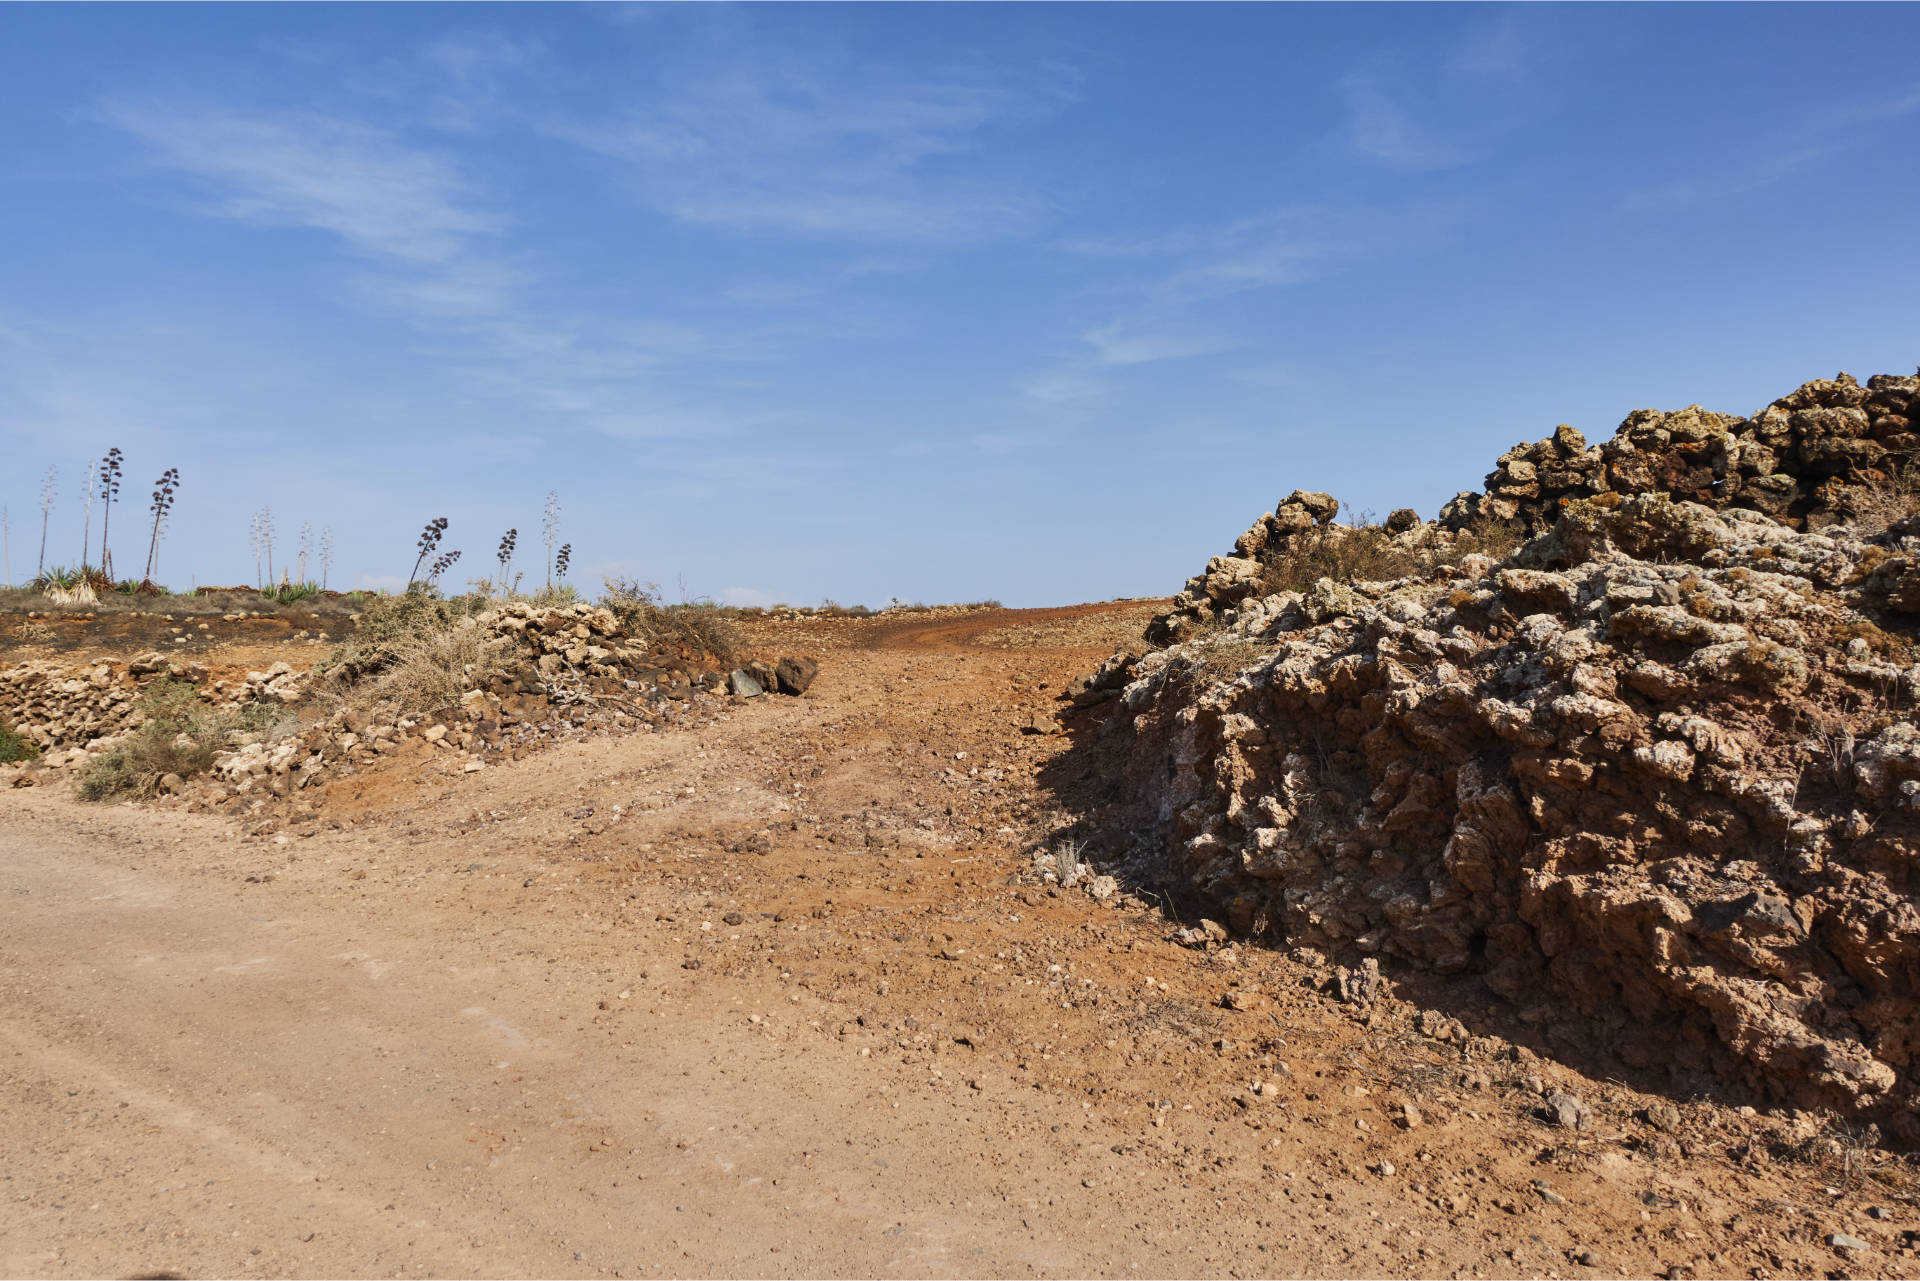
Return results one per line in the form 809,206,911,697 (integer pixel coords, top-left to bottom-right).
353,620,512,720
601,577,739,665
316,591,491,686
76,678,256,801
1257,512,1520,596
1842,458,1920,535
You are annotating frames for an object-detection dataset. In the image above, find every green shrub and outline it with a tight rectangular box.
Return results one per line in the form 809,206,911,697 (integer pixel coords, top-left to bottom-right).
264,580,322,605
31,565,112,593
0,714,38,764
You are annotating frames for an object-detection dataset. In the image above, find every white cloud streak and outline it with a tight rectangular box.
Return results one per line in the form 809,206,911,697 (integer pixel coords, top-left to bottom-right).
101,102,500,263
552,59,1055,242
1336,75,1470,172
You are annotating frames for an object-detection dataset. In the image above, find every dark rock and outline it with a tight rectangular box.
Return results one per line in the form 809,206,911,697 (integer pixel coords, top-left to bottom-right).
774,655,819,696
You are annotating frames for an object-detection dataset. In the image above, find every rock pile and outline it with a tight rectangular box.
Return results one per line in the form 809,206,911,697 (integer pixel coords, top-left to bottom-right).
1086,369,1920,1130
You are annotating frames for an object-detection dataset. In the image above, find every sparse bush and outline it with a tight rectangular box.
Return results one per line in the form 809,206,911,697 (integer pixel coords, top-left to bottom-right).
76,677,251,801
602,577,739,664
0,713,38,764
1257,511,1519,596
1054,839,1086,885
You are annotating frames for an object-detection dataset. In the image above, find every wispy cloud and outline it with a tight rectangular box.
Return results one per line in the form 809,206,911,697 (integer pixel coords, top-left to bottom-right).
1081,321,1234,367
551,55,1059,242
1624,84,1920,211
1022,370,1110,404
1067,211,1362,368
1025,200,1455,400
97,94,792,447
1336,74,1471,172
101,102,500,263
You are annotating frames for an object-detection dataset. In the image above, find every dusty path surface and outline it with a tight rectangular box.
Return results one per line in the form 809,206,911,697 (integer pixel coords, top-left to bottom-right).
4,602,1916,1279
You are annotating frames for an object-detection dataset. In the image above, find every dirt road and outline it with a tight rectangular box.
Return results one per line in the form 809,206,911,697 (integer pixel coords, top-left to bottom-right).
3,603,1911,1278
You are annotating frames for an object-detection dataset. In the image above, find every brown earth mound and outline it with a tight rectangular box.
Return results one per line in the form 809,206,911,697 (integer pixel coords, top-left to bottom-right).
1074,368,1920,1135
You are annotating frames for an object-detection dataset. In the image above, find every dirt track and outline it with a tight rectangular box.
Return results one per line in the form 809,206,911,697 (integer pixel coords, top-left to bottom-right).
4,603,1916,1279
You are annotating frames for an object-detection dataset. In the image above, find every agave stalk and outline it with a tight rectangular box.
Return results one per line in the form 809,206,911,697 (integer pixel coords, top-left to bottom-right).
542,491,560,590
261,507,275,588
426,548,461,588
143,467,179,584
36,466,55,580
408,517,448,591
98,448,122,579
496,528,518,599
79,460,95,570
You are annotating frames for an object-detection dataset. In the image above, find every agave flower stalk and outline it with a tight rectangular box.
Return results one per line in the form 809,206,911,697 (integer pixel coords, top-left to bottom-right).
542,492,560,590
408,517,448,591
98,448,122,578
496,528,518,599
426,548,461,587
143,468,179,584
36,466,56,580
79,460,96,570
555,542,572,583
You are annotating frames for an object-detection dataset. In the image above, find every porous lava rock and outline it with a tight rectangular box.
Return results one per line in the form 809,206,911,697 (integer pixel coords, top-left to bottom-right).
1088,370,1920,1131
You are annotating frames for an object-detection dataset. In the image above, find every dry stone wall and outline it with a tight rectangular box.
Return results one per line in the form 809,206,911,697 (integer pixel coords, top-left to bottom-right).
3,601,814,814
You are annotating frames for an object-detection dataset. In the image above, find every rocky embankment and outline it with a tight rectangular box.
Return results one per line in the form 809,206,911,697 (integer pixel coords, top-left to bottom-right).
4,600,815,817
1083,370,1920,1131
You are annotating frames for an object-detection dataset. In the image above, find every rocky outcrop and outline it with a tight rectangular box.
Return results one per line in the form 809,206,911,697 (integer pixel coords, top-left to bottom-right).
1446,371,1920,536
1089,368,1920,1131
1149,372,1920,646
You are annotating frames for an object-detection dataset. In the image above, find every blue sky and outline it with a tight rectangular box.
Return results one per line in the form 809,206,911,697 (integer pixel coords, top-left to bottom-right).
2,4,1917,604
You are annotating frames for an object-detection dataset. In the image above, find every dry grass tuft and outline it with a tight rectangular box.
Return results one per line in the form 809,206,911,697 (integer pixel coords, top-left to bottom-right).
316,591,492,687
1834,618,1914,665
352,620,513,720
